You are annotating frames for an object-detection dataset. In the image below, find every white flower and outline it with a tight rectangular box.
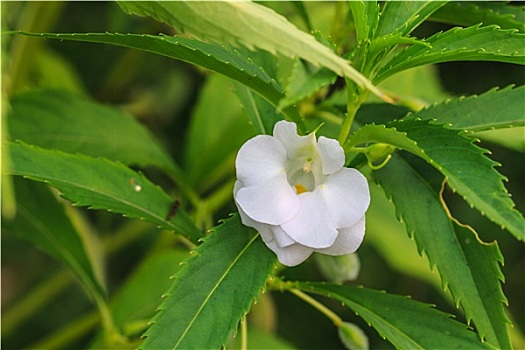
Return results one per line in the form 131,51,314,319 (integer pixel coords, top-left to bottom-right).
234,120,370,266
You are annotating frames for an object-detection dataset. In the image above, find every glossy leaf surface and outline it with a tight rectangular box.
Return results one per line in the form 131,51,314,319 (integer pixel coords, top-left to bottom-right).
8,89,175,171
346,119,525,241
407,85,525,131
5,142,201,243
376,25,525,82
295,282,491,349
375,154,510,348
140,215,276,349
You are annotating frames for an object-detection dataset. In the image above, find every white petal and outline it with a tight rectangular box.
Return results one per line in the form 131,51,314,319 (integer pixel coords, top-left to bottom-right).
272,225,296,248
265,240,313,267
273,120,313,159
234,181,275,243
235,135,287,187
316,217,366,255
321,168,370,229
317,136,345,175
236,176,299,225
281,191,338,249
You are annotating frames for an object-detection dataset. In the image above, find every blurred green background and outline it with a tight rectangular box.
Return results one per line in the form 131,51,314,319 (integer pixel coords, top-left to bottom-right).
2,2,524,349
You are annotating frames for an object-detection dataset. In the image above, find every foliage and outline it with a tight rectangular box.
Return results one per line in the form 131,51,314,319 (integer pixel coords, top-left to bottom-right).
2,1,524,349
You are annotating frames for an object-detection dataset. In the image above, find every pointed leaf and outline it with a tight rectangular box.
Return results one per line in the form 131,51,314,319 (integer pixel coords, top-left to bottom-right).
117,1,384,98
349,0,379,42
233,82,283,136
184,74,253,188
5,178,106,303
376,1,448,38
12,31,304,130
407,85,525,131
375,154,510,347
368,33,431,61
8,89,175,171
111,249,189,331
295,282,491,349
345,120,525,241
140,215,276,349
279,59,337,110
4,142,201,243
430,2,525,32
453,222,511,348
376,25,525,83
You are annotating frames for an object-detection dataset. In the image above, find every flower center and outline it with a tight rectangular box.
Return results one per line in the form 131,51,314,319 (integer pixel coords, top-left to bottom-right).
290,159,316,194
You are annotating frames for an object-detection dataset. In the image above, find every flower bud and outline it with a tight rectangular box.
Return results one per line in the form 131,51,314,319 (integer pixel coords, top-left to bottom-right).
338,322,369,350
365,143,395,163
315,253,360,283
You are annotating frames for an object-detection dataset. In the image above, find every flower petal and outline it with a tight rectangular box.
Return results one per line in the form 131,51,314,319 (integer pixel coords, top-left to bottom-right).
234,181,274,243
272,225,296,248
273,120,313,159
281,191,338,249
321,168,370,228
265,240,313,267
236,176,299,225
315,217,366,255
235,135,287,187
317,136,345,175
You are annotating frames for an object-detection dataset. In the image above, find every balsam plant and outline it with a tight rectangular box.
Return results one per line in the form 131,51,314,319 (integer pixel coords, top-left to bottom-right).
2,1,524,349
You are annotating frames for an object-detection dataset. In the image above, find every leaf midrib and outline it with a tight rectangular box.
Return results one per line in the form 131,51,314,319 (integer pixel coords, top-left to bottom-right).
173,229,259,349
307,287,423,349
19,170,175,231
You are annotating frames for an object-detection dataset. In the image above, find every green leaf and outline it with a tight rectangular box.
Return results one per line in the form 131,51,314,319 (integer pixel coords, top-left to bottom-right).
8,89,174,171
140,215,276,349
5,142,201,243
474,127,525,153
375,154,510,348
234,82,283,136
279,59,337,110
295,282,491,349
349,0,379,42
430,2,525,32
375,65,451,108
453,222,511,349
366,183,442,290
368,33,432,62
407,85,525,131
111,249,189,333
375,25,525,83
184,74,253,189
228,328,296,350
375,1,448,38
346,119,525,241
12,31,304,130
5,178,106,304
117,1,384,98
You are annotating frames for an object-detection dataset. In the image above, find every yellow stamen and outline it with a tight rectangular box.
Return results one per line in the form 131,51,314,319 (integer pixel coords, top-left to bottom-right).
295,184,308,194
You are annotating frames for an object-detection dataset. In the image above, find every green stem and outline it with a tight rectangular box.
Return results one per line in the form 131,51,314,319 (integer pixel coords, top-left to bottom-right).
241,316,248,350
267,278,343,328
288,289,343,327
337,80,369,146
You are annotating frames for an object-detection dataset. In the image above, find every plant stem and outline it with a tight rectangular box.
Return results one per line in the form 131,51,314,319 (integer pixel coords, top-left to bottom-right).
337,80,369,146
288,289,343,327
241,317,248,350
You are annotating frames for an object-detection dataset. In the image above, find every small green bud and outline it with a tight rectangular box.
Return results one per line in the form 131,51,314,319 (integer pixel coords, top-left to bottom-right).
338,322,369,350
365,143,396,163
314,253,360,284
